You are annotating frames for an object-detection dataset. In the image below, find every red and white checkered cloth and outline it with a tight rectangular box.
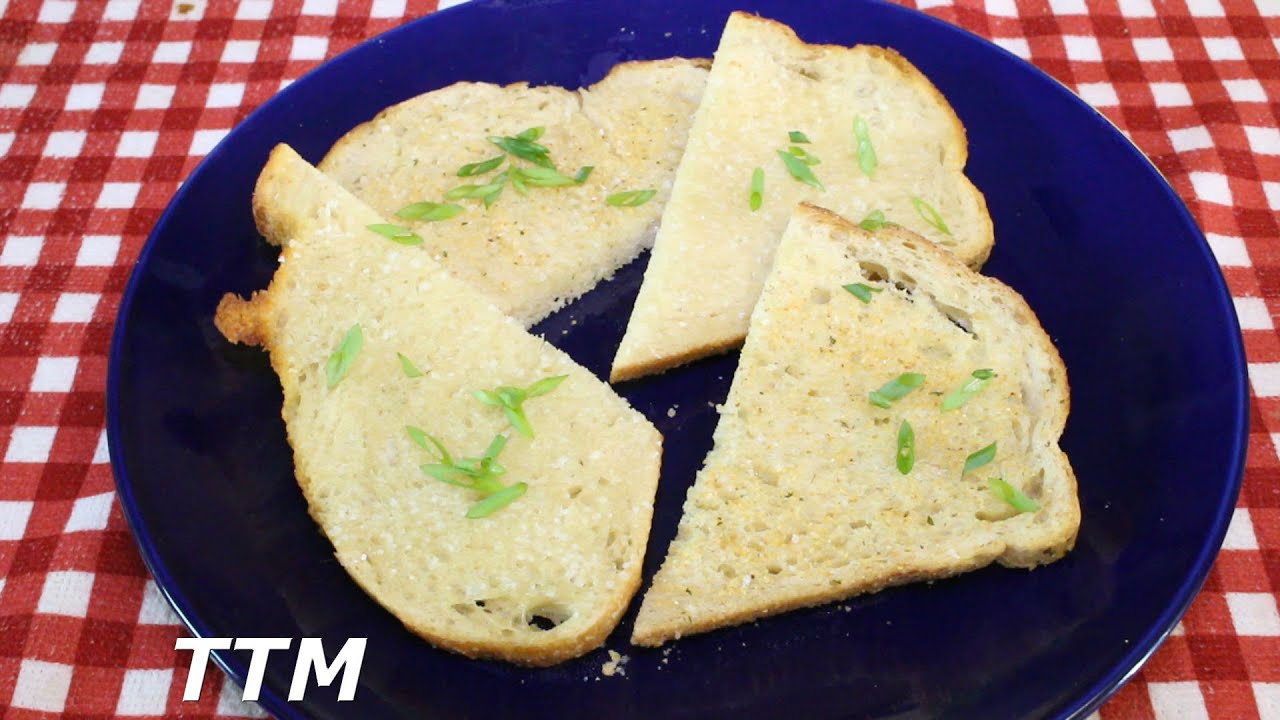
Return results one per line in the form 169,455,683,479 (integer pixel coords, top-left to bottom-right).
0,0,1275,717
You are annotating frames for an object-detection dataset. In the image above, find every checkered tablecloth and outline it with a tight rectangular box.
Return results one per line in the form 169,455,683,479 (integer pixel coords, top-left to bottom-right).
0,0,1275,717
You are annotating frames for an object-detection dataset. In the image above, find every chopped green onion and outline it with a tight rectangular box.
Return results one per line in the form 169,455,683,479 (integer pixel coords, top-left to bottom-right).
512,166,577,187
457,156,504,177
854,116,877,177
510,168,528,195
941,369,996,411
749,167,764,212
516,126,545,142
573,166,594,184
777,149,824,190
858,209,890,232
912,196,952,236
467,482,528,519
843,283,882,304
445,180,506,201
473,375,568,438
868,372,925,408
406,426,452,464
607,189,656,207
787,145,821,165
366,223,422,245
989,478,1041,513
896,419,915,474
489,134,553,168
525,374,568,397
395,201,464,222
420,464,476,488
397,352,424,378
325,324,363,388
788,130,812,144
963,442,997,477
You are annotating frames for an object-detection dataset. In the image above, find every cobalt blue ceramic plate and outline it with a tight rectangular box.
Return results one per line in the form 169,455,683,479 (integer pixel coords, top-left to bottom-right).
106,1,1248,718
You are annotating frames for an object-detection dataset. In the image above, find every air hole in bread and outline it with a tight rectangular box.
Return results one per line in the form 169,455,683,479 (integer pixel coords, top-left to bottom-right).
932,298,975,336
766,563,783,575
748,519,769,533
717,563,737,579
1026,469,1045,498
785,62,823,81
849,520,869,531
858,261,889,283
526,603,571,631
451,603,474,616
605,530,617,548
810,287,831,305
568,485,583,499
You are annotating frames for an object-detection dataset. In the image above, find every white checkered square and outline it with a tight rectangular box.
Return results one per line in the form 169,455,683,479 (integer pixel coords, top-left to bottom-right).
1246,127,1280,155
22,182,64,209
1168,126,1213,152
1148,682,1209,720
1250,363,1280,397
66,491,113,533
1224,79,1266,103
30,356,77,392
191,129,229,156
65,83,104,111
1206,233,1249,266
103,0,139,20
0,132,12,157
97,182,140,209
235,0,271,19
1077,83,1119,107
38,0,75,22
1118,0,1156,15
76,235,120,266
1151,82,1193,107
1263,181,1280,211
37,571,94,617
1260,0,1280,16
0,84,37,108
6,426,57,463
1133,37,1174,61
117,130,157,157
207,82,245,108
1203,36,1245,60
153,41,191,63
43,130,85,157
1,236,43,267
371,0,406,16
0,293,18,323
51,292,99,323
302,0,337,14
1048,0,1085,11
1188,0,1225,16
1189,172,1231,205
1226,592,1280,636
138,580,180,625
291,36,328,60
993,37,1031,58
85,41,124,64
1064,36,1102,61
136,84,174,109
984,0,1018,14
217,680,269,718
915,0,949,7
0,501,34,540
11,660,73,712
116,669,174,716
18,43,56,65
92,430,109,464
222,40,259,63
1256,683,1280,720
1224,507,1259,550
1235,297,1273,330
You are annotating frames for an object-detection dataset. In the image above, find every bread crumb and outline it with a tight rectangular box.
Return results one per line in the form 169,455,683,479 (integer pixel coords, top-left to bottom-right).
601,649,629,677
666,404,678,418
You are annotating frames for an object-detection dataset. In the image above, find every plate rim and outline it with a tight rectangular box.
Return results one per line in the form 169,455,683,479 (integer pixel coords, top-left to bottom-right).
105,1,1250,717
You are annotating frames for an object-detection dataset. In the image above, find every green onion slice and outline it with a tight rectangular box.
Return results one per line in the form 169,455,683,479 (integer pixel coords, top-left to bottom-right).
366,223,422,245
516,126,545,142
896,419,915,474
325,323,363,388
843,283,882,304
395,201,464,222
941,369,996,411
489,134,553,168
963,442,997,477
573,166,594,184
788,130,811,144
858,209,890,232
868,372,925,408
467,482,528,519
787,145,821,165
854,116,877,177
912,196,952,235
989,478,1041,513
513,166,578,187
445,181,506,201
473,375,568,438
397,352,424,378
749,167,764,212
607,189,657,207
457,156,504,177
777,149,824,190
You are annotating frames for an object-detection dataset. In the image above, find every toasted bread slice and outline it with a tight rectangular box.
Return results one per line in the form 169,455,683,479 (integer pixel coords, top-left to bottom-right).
317,59,709,327
216,145,663,666
612,13,992,382
631,204,1076,647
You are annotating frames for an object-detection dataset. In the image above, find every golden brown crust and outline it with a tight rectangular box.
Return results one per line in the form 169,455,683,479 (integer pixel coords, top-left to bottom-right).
609,332,746,383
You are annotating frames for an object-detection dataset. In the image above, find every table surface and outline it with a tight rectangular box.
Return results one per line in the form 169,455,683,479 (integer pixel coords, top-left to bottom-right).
0,0,1276,717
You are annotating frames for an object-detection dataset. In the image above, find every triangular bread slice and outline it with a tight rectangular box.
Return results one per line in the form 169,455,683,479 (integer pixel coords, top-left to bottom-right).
215,145,663,666
612,13,992,382
631,204,1077,647
317,58,709,327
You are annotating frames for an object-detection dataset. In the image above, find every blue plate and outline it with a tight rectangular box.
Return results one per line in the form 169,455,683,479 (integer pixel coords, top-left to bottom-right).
106,1,1248,717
